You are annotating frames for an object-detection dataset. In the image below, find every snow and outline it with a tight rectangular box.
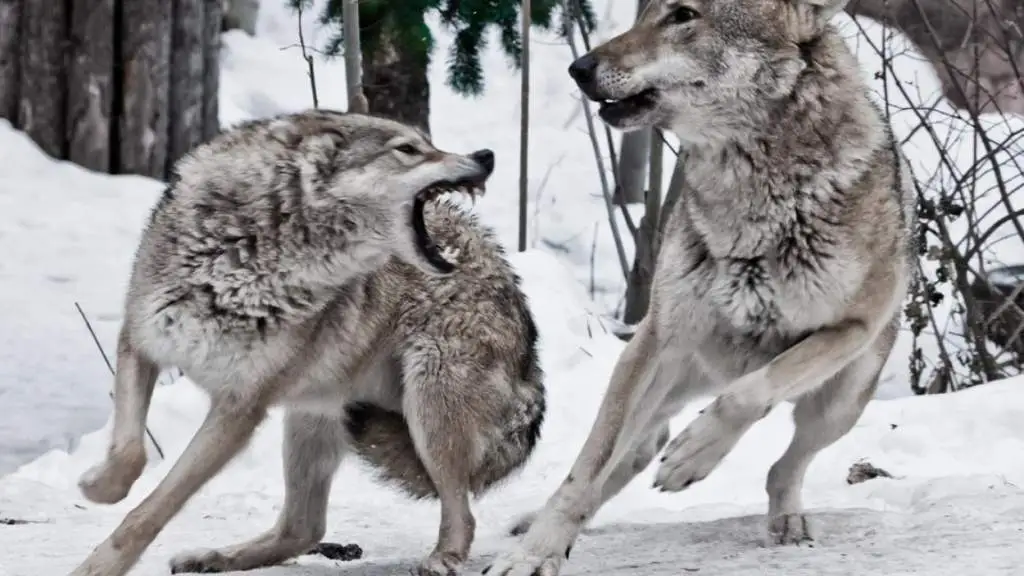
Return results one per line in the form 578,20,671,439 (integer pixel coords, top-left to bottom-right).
4,299,1024,573
3,0,1024,574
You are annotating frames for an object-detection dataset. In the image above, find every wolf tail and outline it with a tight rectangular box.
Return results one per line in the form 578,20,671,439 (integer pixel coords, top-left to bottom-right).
344,383,545,500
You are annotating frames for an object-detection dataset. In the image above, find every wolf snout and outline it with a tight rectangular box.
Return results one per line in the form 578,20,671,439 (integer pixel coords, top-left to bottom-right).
469,149,495,175
568,53,598,86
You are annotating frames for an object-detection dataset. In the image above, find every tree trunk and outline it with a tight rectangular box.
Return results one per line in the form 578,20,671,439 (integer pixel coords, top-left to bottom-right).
222,0,258,35
67,0,115,172
0,0,21,123
18,0,67,159
622,131,664,325
343,0,368,113
362,25,431,135
120,0,172,178
616,130,650,203
168,0,206,175
202,0,223,142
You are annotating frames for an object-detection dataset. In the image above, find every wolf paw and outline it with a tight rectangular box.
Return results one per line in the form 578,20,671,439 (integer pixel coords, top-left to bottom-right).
169,549,232,574
652,414,733,492
78,452,145,505
768,514,815,546
482,546,565,576
418,551,464,576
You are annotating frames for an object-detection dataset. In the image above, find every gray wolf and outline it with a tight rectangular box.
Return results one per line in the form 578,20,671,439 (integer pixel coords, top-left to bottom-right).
485,0,915,573
67,110,545,576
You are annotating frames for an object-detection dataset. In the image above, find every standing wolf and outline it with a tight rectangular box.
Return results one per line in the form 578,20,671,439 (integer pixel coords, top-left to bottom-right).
68,110,545,576
486,0,915,574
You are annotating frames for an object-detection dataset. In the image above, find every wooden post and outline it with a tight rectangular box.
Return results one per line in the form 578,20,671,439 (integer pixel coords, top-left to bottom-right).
67,0,115,172
168,0,206,175
0,0,21,123
120,0,172,178
202,0,222,142
18,0,67,159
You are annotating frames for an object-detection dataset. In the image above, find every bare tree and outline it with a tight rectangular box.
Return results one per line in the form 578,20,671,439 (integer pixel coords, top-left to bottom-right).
848,1,1024,393
847,0,1023,116
343,0,368,114
520,0,533,251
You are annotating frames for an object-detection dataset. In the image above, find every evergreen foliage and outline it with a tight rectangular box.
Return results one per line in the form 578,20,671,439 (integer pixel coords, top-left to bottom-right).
288,0,596,95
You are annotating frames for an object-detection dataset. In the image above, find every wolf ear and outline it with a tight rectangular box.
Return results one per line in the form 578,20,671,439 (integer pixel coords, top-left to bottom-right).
800,0,849,23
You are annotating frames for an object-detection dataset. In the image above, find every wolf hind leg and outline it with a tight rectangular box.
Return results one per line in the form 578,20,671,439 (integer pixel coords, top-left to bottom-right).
764,329,889,545
400,342,504,576
169,408,347,573
79,326,160,504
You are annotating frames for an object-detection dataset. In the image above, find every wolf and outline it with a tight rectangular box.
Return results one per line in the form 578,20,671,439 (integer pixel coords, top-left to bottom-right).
67,110,545,576
485,0,916,574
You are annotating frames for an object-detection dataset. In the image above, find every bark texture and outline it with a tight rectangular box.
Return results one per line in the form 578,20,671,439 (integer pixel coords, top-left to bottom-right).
18,0,67,159
362,25,431,135
168,0,206,176
202,0,223,142
67,0,115,172
2,0,222,179
120,0,172,177
0,0,21,122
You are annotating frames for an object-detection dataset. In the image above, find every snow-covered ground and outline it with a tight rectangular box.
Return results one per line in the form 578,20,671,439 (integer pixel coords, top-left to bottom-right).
3,0,1024,574
3,268,1024,573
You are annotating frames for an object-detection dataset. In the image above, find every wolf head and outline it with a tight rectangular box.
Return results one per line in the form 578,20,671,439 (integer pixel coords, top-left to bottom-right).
568,0,849,142
274,111,495,275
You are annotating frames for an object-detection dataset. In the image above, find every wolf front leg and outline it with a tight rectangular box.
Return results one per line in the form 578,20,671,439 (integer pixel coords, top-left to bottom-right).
765,320,896,544
484,319,686,576
654,317,879,493
69,392,269,576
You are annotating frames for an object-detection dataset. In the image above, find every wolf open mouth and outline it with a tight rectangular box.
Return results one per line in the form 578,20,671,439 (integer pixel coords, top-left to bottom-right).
598,88,658,123
411,174,488,273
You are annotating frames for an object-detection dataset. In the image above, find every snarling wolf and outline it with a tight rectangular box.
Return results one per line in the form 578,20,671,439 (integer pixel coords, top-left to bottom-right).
486,0,915,573
68,110,545,576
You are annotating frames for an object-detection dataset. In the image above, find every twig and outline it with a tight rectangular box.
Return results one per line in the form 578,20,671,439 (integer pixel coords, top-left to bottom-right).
571,1,638,238
296,1,319,109
531,154,566,248
74,303,165,461
565,15,631,280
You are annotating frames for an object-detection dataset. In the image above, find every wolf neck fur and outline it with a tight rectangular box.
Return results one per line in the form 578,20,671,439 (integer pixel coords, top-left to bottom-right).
681,28,885,262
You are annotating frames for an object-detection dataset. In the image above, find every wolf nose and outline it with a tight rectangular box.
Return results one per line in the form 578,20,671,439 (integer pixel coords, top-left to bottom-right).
470,149,495,174
568,53,598,85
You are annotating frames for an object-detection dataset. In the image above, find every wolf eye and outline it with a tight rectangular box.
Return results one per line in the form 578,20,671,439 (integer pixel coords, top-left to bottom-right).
395,143,420,155
669,6,699,24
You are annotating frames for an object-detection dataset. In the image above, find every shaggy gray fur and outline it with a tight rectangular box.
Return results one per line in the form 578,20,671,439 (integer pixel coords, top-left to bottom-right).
487,0,916,574
68,110,544,576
